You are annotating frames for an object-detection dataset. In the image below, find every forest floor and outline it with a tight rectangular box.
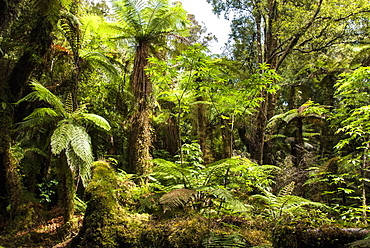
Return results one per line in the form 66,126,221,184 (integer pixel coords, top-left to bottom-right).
0,215,82,248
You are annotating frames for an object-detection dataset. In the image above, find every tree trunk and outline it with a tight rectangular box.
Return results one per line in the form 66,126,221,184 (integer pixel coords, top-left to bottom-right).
196,95,213,164
126,42,153,176
58,154,75,222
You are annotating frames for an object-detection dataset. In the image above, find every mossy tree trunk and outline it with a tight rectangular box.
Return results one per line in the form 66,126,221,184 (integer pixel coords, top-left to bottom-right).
58,154,75,222
127,42,153,177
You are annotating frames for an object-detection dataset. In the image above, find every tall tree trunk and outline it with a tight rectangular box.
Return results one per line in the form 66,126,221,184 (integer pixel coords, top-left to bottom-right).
0,15,53,218
127,42,153,176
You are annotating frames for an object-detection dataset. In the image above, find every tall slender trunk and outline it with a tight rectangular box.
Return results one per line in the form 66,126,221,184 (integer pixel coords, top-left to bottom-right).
127,42,153,176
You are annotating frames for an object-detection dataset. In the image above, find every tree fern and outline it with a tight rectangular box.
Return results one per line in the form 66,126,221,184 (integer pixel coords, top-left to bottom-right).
51,121,74,155
18,80,111,187
80,113,111,131
16,80,65,115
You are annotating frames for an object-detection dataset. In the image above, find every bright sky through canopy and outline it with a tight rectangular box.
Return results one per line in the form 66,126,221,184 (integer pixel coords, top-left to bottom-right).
172,0,231,54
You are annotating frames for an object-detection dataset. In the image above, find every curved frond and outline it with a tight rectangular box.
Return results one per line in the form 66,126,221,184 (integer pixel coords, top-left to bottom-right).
69,125,94,165
65,146,91,187
23,108,59,121
80,113,111,131
51,121,74,155
201,186,250,212
159,188,196,209
82,52,120,78
16,80,65,116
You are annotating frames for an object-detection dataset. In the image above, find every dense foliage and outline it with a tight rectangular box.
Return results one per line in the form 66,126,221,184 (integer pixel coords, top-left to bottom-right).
1,0,370,247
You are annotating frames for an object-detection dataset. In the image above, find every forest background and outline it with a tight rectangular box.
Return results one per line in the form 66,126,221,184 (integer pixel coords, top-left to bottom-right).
1,0,370,247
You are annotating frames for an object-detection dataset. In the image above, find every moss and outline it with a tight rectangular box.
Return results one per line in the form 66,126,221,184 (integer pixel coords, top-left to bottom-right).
272,221,369,248
71,161,149,248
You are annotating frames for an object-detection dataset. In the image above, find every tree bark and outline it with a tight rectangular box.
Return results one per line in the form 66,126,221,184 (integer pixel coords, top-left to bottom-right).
126,42,153,176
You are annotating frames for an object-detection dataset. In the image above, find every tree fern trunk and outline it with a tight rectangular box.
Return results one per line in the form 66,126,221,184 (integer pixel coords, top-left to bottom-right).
58,154,75,222
126,42,153,177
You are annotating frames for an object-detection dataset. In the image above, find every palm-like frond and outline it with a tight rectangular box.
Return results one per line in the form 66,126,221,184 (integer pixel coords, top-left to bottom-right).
65,146,91,187
113,0,146,37
16,81,65,116
112,0,188,44
51,121,74,155
23,108,59,120
69,125,94,165
80,113,111,131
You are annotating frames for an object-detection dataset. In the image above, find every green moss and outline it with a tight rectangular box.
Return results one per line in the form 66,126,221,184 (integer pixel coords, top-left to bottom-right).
71,161,149,248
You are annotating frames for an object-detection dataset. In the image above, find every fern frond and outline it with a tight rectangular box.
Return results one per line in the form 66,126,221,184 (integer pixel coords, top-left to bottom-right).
159,188,196,209
278,181,295,197
16,80,65,116
65,93,73,114
69,125,94,165
24,147,49,158
59,11,81,54
23,108,59,121
51,121,74,155
82,52,120,78
65,146,91,187
80,113,111,131
203,232,246,248
152,158,193,187
202,186,250,212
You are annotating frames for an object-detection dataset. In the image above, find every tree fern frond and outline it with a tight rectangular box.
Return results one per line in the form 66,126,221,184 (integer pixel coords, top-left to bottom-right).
82,52,120,78
65,146,91,187
80,113,111,131
23,108,59,121
152,158,193,182
16,80,65,116
51,121,74,155
69,125,94,165
202,186,250,212
16,115,56,131
159,188,196,210
24,147,49,158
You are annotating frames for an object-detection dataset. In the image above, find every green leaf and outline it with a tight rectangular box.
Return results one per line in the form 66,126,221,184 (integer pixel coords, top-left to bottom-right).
51,122,74,155
80,113,111,131
69,125,94,165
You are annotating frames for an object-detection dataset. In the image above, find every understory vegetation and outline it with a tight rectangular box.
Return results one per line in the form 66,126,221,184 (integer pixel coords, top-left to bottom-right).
2,0,370,247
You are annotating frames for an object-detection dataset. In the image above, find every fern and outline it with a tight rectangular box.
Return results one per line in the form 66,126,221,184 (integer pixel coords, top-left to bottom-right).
69,125,94,165
65,146,91,186
278,181,295,197
159,188,196,209
202,232,247,248
51,121,74,155
80,113,111,131
253,184,327,221
16,80,65,116
65,93,74,114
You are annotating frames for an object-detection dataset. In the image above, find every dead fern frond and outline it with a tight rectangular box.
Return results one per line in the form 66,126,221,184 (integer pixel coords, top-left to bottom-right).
159,188,196,210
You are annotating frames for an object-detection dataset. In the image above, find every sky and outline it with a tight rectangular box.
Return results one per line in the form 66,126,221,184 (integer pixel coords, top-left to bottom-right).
171,0,231,54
